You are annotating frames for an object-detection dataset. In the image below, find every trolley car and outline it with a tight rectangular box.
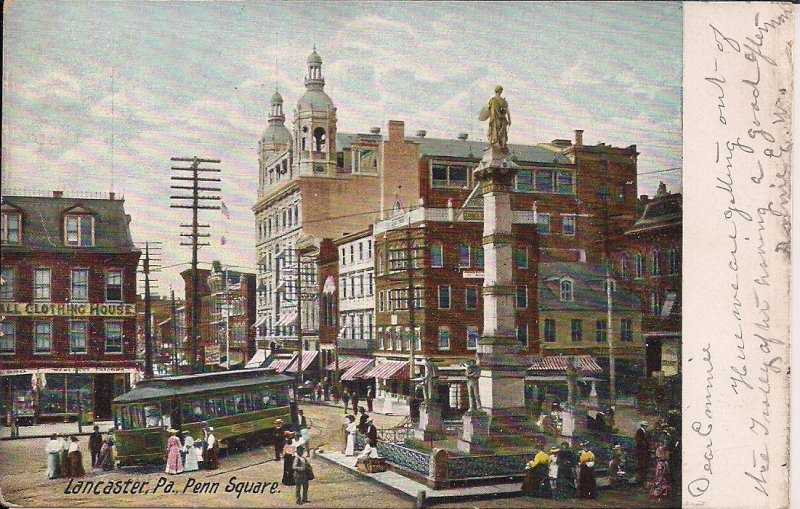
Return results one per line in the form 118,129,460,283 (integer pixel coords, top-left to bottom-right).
112,368,293,466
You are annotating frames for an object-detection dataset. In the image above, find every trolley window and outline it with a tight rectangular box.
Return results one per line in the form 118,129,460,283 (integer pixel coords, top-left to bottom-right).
183,399,207,423
144,404,161,428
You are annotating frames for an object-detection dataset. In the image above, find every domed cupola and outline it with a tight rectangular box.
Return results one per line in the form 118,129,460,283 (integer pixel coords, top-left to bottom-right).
293,46,337,176
261,89,292,148
297,46,335,113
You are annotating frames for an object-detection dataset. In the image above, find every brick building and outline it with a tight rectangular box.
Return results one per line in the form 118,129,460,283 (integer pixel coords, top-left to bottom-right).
0,191,141,423
612,184,681,376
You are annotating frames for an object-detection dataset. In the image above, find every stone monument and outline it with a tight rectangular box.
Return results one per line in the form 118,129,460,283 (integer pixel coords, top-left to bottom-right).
459,86,537,453
414,358,445,440
561,356,587,437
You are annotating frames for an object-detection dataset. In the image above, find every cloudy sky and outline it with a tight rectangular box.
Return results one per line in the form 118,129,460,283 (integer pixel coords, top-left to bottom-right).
2,1,682,297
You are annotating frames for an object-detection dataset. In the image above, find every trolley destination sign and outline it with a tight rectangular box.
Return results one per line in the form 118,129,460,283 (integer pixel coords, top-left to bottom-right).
0,302,137,317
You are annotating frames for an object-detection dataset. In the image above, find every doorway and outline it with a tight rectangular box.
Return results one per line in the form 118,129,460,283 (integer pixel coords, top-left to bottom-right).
93,374,115,420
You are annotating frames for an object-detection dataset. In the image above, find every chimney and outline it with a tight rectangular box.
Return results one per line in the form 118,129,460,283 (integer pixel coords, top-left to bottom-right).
457,132,468,140
369,127,381,135
415,129,427,138
53,191,63,198
574,129,584,148
388,120,405,141
109,192,116,200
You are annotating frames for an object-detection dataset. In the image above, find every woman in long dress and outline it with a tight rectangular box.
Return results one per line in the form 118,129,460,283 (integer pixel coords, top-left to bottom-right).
650,443,671,500
45,434,62,479
95,436,115,471
165,430,184,475
183,435,199,472
521,449,551,498
281,432,296,486
67,436,85,478
59,436,71,478
577,443,597,499
608,445,625,488
344,415,357,457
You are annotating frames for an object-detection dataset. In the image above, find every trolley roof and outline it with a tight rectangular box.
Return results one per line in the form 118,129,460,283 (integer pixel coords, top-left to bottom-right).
113,368,292,404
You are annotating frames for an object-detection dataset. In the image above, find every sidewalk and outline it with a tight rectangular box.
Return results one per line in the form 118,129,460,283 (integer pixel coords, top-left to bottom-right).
0,420,114,440
302,396,411,417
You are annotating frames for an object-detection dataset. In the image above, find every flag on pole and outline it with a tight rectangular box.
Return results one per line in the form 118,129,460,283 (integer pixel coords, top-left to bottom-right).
220,201,230,219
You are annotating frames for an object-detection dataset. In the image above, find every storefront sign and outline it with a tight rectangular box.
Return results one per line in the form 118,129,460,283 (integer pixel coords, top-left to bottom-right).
0,367,138,376
0,302,136,317
462,271,485,279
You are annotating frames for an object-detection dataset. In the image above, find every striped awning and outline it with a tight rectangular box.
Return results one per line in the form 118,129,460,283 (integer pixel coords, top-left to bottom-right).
361,360,408,380
324,357,363,371
529,355,602,374
341,359,375,381
276,312,298,327
253,314,268,328
285,350,319,373
268,355,296,373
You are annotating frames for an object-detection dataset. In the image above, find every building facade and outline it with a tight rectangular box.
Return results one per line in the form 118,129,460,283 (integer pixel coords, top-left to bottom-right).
0,191,141,423
334,228,375,354
206,261,257,369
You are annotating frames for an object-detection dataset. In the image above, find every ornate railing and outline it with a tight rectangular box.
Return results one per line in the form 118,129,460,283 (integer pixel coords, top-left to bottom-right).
355,433,429,475
446,453,536,480
376,417,414,444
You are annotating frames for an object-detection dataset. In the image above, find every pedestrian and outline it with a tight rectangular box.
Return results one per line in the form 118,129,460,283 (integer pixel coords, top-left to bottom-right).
555,441,577,499
609,444,626,488
45,434,61,479
273,419,286,461
292,446,311,505
194,440,204,470
282,432,297,486
299,427,312,457
342,390,350,413
547,447,560,498
298,409,308,431
635,421,650,485
351,391,360,415
183,434,199,472
67,436,85,478
365,418,378,448
59,435,70,478
89,425,103,468
205,427,219,470
358,406,369,433
577,442,597,499
650,442,672,501
165,429,184,475
323,383,330,401
316,383,323,401
366,386,374,412
344,415,357,456
521,448,551,498
96,434,115,471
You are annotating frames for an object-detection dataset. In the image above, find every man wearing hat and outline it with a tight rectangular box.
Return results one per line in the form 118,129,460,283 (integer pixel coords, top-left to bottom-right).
555,441,577,499
273,419,286,461
609,444,625,488
89,425,103,468
635,421,650,485
292,446,311,504
365,417,378,448
205,426,218,470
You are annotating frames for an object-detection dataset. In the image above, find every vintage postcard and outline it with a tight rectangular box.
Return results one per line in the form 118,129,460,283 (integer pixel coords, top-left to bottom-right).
0,2,792,508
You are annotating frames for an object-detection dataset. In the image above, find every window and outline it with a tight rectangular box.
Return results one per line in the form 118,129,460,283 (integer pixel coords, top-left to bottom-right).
368,273,374,296
516,248,528,269
437,327,451,350
431,164,469,189
340,247,346,265
538,214,551,234
604,280,616,293
515,169,533,193
457,244,470,268
571,319,582,342
65,215,94,246
105,321,123,353
340,277,347,300
465,286,479,310
517,324,529,346
106,270,122,301
466,326,479,350
353,148,377,174
617,185,626,202
0,268,13,300
438,286,451,309
367,240,373,260
650,291,660,315
598,184,609,201
69,321,88,353
559,280,573,301
1,213,21,244
34,321,52,353
595,320,608,343
350,245,355,264
515,285,528,309
34,268,51,300
0,322,15,354
544,319,556,342
621,319,633,341
562,215,576,236
389,247,408,271
413,287,424,310
358,274,364,297
556,171,574,194
535,170,554,193
359,242,364,261
475,246,484,269
600,159,608,172
71,269,89,301
668,248,680,274
635,254,644,278
651,250,661,276
430,244,443,268
620,255,629,278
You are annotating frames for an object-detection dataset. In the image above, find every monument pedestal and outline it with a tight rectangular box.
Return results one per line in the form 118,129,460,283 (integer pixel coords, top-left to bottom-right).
561,407,587,438
415,402,445,441
457,412,491,453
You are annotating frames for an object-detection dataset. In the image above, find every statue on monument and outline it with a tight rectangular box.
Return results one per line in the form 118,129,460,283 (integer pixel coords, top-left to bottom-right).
464,360,482,413
413,358,440,404
566,356,580,408
479,85,512,150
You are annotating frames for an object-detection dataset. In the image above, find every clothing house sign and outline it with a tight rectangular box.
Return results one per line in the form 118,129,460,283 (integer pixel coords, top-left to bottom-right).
0,302,137,317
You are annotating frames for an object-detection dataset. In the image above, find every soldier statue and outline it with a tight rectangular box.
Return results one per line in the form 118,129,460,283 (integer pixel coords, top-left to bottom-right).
464,360,482,413
413,358,440,404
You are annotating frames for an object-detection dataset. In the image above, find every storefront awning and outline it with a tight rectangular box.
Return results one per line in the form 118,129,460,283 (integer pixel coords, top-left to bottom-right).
285,351,319,373
253,314,268,328
529,355,602,374
341,359,374,381
245,349,272,369
324,357,362,371
268,355,296,373
276,312,298,327
361,360,408,380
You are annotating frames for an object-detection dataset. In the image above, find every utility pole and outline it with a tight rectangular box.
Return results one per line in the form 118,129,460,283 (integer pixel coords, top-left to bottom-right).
170,288,179,375
606,266,616,404
225,266,231,370
170,156,221,374
137,241,161,380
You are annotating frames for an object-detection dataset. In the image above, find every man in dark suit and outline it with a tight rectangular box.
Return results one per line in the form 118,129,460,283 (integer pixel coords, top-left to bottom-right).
273,419,286,461
365,418,378,448
358,407,369,433
635,421,650,485
88,425,103,467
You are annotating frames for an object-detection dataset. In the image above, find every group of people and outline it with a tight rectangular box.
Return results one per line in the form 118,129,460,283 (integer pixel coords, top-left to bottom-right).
273,414,314,505
343,407,378,457
635,420,678,501
521,441,599,500
340,387,374,414
164,425,218,475
45,426,117,480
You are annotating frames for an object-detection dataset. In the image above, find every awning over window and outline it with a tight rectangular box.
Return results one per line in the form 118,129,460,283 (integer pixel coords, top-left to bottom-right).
245,349,272,369
285,351,319,374
322,276,336,295
275,312,298,327
268,355,296,373
253,315,268,328
361,360,408,380
661,291,677,317
341,359,374,381
529,355,601,374
324,357,362,371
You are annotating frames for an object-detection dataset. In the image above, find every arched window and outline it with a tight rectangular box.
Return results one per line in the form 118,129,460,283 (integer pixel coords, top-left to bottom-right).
313,127,327,152
635,253,644,278
560,279,573,301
